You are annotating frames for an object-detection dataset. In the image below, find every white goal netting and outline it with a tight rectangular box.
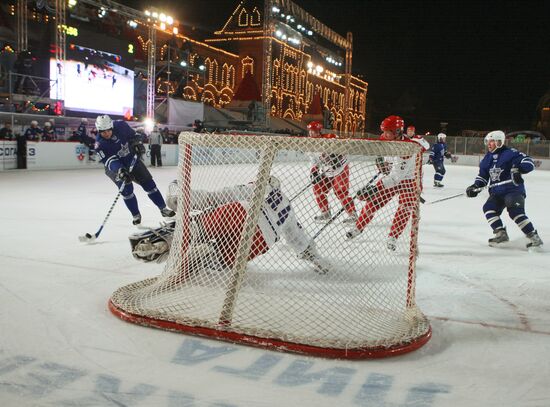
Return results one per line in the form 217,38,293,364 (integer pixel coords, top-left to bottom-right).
110,132,431,358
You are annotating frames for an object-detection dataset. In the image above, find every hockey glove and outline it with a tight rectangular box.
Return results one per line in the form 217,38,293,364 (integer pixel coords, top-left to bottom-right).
357,184,378,200
444,151,452,159
116,167,132,183
132,141,146,156
310,168,324,185
427,158,433,165
511,167,524,186
375,156,391,174
466,184,480,198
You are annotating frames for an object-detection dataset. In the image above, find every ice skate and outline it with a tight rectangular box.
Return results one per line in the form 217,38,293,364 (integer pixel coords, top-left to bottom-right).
488,227,509,247
160,207,176,218
342,213,358,225
314,211,331,223
346,227,362,240
526,230,543,252
132,213,142,225
434,181,444,188
386,236,397,251
298,245,331,274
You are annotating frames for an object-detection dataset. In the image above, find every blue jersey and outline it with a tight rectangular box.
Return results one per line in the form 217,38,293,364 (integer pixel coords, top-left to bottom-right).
24,127,42,141
430,142,448,163
473,145,535,196
95,120,138,172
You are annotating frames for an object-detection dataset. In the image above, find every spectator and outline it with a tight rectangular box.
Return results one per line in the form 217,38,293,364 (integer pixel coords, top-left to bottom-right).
193,119,204,133
0,122,13,140
149,125,163,167
76,118,96,161
41,121,56,141
24,120,42,141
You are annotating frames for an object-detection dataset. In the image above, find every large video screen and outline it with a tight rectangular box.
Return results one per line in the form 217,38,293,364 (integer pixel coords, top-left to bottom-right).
50,43,134,116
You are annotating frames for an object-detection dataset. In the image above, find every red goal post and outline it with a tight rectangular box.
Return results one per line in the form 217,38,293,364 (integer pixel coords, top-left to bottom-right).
109,132,431,359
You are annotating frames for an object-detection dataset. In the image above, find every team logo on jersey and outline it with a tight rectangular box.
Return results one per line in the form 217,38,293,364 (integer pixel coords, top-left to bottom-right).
117,142,130,158
489,167,503,182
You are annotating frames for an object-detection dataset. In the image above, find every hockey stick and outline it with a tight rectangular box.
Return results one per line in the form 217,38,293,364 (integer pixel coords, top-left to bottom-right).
424,179,513,206
289,182,312,203
79,154,139,242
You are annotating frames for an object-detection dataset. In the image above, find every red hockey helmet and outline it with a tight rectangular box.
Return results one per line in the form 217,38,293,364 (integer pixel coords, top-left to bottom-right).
307,121,323,137
380,115,404,133
407,125,415,132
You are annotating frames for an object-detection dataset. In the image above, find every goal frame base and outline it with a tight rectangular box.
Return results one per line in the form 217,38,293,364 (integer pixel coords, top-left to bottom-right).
109,300,432,360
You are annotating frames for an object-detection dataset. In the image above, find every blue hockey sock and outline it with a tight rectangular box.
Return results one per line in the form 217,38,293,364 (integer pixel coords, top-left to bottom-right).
142,179,167,209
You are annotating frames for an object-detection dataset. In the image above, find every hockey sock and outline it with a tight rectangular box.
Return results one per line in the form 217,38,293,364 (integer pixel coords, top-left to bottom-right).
510,212,535,235
142,179,167,209
484,209,504,232
121,183,140,216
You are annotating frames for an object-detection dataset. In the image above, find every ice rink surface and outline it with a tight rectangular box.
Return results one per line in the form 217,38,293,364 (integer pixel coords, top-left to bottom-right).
1,163,549,406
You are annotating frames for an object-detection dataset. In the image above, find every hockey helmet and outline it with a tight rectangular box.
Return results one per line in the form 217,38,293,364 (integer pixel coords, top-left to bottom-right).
44,121,51,128
380,115,404,132
30,120,38,126
437,133,447,142
484,130,505,151
307,121,323,137
95,114,113,131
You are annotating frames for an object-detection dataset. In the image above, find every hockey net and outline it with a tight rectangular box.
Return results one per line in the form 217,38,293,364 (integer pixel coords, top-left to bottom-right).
110,132,431,359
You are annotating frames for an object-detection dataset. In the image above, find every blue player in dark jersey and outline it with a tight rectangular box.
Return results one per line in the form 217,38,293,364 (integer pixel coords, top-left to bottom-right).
76,118,96,161
428,133,452,187
94,115,175,225
465,130,543,250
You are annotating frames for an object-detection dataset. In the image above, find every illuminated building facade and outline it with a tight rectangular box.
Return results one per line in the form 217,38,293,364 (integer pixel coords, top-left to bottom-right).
204,0,368,132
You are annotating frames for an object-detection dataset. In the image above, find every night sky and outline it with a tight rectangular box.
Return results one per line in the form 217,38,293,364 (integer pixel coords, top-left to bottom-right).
121,0,549,134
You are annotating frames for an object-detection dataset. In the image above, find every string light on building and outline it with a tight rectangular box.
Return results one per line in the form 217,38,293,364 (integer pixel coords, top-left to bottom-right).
272,6,280,13
127,20,138,29
68,0,77,8
98,7,107,18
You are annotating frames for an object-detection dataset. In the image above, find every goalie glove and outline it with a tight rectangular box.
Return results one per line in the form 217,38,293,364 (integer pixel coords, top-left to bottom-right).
511,167,524,186
116,167,132,183
466,184,480,198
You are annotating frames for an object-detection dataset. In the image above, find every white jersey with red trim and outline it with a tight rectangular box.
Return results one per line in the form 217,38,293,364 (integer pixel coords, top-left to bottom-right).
378,137,427,189
189,179,311,253
310,152,348,178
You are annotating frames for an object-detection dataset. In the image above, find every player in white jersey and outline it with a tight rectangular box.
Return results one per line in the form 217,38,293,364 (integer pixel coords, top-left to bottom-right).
307,121,357,224
346,115,428,250
129,176,331,274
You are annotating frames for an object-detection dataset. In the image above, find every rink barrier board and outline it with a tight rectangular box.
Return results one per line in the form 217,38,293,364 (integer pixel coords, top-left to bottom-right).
0,140,179,171
2,141,550,171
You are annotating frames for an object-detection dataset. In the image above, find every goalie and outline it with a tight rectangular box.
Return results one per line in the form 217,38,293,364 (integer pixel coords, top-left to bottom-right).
129,176,331,275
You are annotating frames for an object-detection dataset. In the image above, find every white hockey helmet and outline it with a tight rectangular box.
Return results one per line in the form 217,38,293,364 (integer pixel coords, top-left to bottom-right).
30,120,38,126
484,130,505,149
44,121,51,127
81,118,88,123
95,114,113,131
437,132,446,141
